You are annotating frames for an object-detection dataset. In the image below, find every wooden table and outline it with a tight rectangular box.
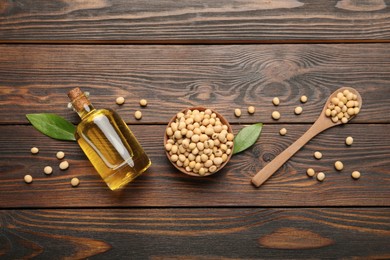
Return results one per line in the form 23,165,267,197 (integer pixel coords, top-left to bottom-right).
1,1,389,258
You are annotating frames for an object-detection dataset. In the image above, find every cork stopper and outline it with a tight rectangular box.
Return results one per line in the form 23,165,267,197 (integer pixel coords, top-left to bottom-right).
68,87,91,112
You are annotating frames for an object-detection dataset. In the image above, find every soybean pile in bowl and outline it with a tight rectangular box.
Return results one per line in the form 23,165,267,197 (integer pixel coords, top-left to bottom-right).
164,107,234,177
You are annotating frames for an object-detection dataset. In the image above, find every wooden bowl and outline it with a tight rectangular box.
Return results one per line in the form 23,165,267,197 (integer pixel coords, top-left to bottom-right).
164,107,234,177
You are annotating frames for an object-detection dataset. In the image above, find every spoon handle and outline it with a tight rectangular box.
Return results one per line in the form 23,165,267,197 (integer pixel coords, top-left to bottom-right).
251,120,330,187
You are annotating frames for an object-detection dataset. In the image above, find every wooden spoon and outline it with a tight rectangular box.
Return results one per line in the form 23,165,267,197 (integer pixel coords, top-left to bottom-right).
251,87,362,187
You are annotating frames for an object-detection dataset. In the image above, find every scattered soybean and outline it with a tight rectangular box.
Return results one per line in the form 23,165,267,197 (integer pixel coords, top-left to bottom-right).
306,168,315,177
314,151,322,160
352,171,361,179
316,172,326,181
71,177,80,187
234,109,242,117
116,96,125,105
334,161,344,171
272,97,280,106
44,166,53,175
134,110,142,120
31,147,39,154
139,99,148,107
345,136,353,146
59,161,69,170
247,106,255,114
24,175,33,184
56,151,65,159
294,106,303,115
272,111,281,120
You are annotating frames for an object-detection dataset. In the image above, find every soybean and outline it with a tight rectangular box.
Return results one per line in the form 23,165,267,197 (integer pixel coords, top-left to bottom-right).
300,95,308,103
345,136,353,146
134,110,142,120
24,175,33,184
279,128,287,136
334,161,344,171
352,171,361,179
59,161,69,170
247,106,255,114
56,151,65,159
31,147,39,154
116,96,125,105
71,177,80,187
44,166,53,175
294,106,303,115
272,111,281,120
234,108,242,117
314,151,322,160
316,172,326,182
306,168,315,177
139,99,148,107
213,157,223,165
272,97,280,106
209,165,217,173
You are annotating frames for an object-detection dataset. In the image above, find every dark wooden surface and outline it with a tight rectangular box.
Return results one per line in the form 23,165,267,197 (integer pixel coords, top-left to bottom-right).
1,0,390,259
1,0,389,42
1,124,389,207
0,44,389,124
1,209,389,259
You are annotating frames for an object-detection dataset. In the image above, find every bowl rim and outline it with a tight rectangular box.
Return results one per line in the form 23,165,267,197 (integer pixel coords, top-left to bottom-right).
164,106,234,177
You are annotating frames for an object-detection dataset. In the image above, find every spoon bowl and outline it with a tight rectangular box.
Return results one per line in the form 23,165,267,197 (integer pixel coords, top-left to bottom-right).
318,86,362,129
251,87,362,187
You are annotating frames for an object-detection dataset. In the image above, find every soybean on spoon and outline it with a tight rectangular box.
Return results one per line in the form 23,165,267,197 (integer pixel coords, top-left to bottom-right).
251,87,362,187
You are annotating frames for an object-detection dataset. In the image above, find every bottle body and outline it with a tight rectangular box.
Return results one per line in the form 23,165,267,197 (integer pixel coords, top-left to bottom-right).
75,108,151,190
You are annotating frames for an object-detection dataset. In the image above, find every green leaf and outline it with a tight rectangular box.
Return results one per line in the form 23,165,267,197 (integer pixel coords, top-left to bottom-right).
26,113,76,141
233,123,263,154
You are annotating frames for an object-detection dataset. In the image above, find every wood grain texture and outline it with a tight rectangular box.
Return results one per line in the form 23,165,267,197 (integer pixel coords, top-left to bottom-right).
0,44,389,124
0,0,389,42
1,124,389,208
259,227,334,249
1,1,389,258
1,208,389,259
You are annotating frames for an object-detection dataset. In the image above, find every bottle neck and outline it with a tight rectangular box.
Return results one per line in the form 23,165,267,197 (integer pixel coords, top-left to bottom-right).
75,103,95,119
68,87,95,119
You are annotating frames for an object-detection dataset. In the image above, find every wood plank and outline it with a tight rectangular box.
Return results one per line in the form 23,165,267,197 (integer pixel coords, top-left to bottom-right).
1,124,389,207
0,44,389,124
1,208,389,259
0,0,389,42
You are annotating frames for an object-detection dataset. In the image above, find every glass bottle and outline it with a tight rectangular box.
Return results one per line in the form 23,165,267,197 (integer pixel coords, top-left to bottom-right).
68,87,151,190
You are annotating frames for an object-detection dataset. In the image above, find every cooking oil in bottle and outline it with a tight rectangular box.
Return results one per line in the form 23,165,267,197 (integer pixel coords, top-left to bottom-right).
68,88,151,190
